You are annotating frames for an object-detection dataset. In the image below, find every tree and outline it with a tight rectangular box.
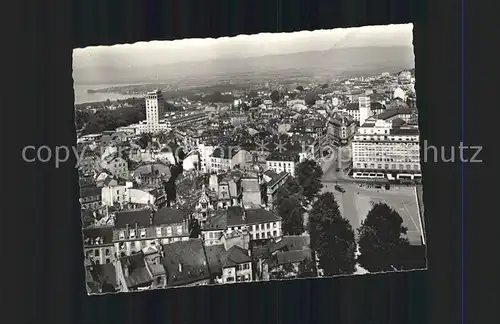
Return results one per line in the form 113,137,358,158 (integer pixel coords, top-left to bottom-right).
276,194,305,235
270,90,281,103
274,176,304,208
357,202,412,272
295,159,323,201
321,83,329,89
308,192,356,276
296,85,304,91
298,257,317,278
304,91,318,106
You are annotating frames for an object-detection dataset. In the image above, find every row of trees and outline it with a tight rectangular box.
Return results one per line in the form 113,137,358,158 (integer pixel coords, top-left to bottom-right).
76,99,181,135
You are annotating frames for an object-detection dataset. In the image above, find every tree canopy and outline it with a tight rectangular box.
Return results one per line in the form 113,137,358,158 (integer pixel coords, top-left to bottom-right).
270,90,281,103
295,159,323,201
357,202,411,272
304,91,318,106
308,192,356,276
296,85,304,91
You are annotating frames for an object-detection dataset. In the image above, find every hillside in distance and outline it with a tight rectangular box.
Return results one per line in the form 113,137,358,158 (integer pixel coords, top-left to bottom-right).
73,46,414,85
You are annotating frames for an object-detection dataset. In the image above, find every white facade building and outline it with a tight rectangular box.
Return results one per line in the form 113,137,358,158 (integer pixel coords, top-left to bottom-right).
351,119,421,180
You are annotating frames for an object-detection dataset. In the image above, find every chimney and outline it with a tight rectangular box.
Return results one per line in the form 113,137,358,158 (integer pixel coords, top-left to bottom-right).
178,263,183,272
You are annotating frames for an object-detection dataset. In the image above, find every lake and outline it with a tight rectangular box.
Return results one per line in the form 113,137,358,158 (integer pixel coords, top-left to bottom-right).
73,84,144,105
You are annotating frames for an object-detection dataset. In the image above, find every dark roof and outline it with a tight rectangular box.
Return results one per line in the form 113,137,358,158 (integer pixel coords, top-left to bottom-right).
263,170,278,179
244,209,282,225
389,128,420,136
210,146,239,159
86,263,118,293
82,226,114,245
252,235,311,260
202,211,228,230
377,107,413,120
370,102,386,111
266,172,289,187
391,118,406,127
120,252,153,289
114,209,152,229
220,245,251,268
204,244,226,275
266,151,299,162
161,239,210,286
80,186,101,198
152,207,189,225
345,103,359,111
226,207,246,227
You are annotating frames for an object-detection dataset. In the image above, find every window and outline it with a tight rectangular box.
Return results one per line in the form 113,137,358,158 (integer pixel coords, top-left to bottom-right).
119,231,125,240
105,249,110,256
226,277,234,282
106,258,111,264
266,223,270,229
156,227,162,237
177,225,183,235
273,222,277,228
273,230,277,236
129,229,136,239
256,233,261,239
94,249,100,257
167,227,172,236
140,228,147,238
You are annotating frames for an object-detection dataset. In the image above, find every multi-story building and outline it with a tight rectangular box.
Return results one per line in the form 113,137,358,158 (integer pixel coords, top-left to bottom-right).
208,172,243,209
113,207,191,258
209,147,253,174
145,90,165,128
351,119,421,180
266,152,299,177
80,185,102,210
261,170,289,209
100,153,129,179
202,206,283,242
220,245,253,284
164,111,208,129
83,226,115,265
326,115,357,146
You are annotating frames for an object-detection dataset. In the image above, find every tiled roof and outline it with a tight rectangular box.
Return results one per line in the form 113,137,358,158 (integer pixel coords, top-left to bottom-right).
152,207,189,225
86,262,118,292
390,128,420,136
82,226,114,245
114,209,152,229
266,172,289,188
204,244,226,275
244,209,282,225
220,245,251,268
376,107,413,120
252,235,311,260
161,239,210,286
202,211,228,230
80,186,101,198
120,252,153,289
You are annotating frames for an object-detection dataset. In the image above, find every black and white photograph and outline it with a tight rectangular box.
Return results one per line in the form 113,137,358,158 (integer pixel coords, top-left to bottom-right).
73,23,427,295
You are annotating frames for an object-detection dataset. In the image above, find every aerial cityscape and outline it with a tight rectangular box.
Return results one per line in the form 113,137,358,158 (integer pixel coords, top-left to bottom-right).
74,23,427,295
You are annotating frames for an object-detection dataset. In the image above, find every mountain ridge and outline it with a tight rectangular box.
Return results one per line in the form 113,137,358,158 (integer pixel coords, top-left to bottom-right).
73,46,414,85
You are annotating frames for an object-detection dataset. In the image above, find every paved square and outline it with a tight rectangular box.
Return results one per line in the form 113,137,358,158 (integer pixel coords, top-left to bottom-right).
322,184,423,244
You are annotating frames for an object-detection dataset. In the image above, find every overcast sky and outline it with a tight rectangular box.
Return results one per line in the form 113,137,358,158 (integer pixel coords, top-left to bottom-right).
73,23,413,69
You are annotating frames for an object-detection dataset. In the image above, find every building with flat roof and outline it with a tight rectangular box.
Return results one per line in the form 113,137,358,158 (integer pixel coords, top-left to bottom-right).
351,119,421,180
